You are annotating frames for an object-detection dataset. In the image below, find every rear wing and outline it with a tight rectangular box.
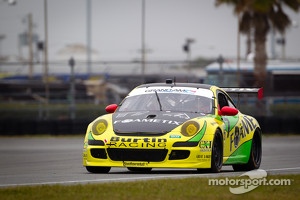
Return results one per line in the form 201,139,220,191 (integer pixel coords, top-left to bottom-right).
222,87,264,107
222,87,263,100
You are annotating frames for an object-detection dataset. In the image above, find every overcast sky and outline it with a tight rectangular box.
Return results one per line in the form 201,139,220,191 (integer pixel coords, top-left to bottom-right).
0,0,300,62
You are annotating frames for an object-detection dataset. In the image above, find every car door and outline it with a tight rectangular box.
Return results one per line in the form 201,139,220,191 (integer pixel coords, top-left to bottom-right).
216,90,243,159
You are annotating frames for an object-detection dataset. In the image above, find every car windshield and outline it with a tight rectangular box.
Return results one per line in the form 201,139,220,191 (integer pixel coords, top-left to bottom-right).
118,92,213,114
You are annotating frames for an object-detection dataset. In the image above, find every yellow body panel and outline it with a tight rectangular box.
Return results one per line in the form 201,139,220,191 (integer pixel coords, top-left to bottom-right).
82,84,261,170
83,114,221,169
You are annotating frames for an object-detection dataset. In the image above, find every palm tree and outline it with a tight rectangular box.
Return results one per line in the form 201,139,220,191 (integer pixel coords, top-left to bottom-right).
215,0,300,87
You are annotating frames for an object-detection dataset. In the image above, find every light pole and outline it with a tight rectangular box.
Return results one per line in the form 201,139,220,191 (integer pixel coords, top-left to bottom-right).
182,38,195,76
69,57,76,120
0,34,5,63
43,0,49,119
217,55,224,86
237,14,241,87
141,0,146,83
86,0,92,74
27,13,34,79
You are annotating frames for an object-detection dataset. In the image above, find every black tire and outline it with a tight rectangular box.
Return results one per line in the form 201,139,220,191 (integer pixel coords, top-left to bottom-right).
127,167,152,173
198,130,223,173
232,130,262,171
210,130,223,172
86,166,111,173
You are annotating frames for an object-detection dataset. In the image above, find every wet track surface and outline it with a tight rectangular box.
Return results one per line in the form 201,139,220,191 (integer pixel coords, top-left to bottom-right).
0,135,299,187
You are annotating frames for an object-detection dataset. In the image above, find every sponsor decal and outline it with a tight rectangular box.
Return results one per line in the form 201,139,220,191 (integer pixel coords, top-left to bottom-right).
241,115,258,135
145,88,197,94
105,137,167,148
197,155,211,159
113,118,181,126
227,116,257,151
229,127,241,151
129,87,213,98
123,161,149,167
169,135,181,138
196,154,211,162
200,141,212,152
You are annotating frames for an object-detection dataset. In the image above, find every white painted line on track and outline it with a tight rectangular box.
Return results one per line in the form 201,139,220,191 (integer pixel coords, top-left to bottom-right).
266,167,300,172
0,173,221,188
0,167,299,188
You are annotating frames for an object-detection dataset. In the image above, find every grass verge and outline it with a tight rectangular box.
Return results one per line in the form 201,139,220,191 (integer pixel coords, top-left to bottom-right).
0,174,299,200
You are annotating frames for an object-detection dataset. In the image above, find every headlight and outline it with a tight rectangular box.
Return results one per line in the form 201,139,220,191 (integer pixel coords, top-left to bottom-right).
92,119,108,135
181,121,200,137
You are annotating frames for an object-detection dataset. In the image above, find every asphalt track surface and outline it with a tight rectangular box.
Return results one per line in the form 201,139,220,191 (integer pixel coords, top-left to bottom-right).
0,135,299,187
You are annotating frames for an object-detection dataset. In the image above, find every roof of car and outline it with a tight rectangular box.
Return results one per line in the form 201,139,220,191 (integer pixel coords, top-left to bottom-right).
137,82,214,90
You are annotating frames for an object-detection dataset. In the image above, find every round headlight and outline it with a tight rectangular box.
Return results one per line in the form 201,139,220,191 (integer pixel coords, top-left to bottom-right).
92,119,108,135
181,121,200,137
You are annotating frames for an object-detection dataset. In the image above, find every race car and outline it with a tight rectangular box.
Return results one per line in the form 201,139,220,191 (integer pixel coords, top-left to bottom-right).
82,80,263,173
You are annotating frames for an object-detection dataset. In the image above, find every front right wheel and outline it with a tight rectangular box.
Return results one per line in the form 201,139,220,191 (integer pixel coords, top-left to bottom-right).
198,130,223,173
210,130,223,172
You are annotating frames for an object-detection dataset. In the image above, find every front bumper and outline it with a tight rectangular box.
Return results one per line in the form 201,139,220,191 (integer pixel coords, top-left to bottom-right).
83,142,212,169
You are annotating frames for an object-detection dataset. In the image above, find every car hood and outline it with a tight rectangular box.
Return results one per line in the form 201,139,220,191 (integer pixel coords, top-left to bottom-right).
112,111,200,134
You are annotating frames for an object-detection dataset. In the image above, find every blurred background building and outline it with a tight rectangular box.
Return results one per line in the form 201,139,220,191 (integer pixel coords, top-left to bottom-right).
0,0,299,125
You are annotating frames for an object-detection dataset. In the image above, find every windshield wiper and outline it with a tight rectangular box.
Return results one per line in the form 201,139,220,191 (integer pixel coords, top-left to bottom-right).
154,91,162,111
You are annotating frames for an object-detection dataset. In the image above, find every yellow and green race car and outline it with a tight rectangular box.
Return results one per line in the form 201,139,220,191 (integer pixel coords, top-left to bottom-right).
83,80,263,173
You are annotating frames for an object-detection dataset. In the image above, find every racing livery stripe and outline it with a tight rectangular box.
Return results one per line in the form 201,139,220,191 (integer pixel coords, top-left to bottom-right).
88,131,95,140
188,121,207,142
171,121,208,147
224,139,252,164
223,116,239,134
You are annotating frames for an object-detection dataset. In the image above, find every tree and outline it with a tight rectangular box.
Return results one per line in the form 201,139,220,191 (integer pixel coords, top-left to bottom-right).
216,0,300,87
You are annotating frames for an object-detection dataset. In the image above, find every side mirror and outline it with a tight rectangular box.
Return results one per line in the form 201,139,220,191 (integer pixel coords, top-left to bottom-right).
105,104,118,113
219,106,238,116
